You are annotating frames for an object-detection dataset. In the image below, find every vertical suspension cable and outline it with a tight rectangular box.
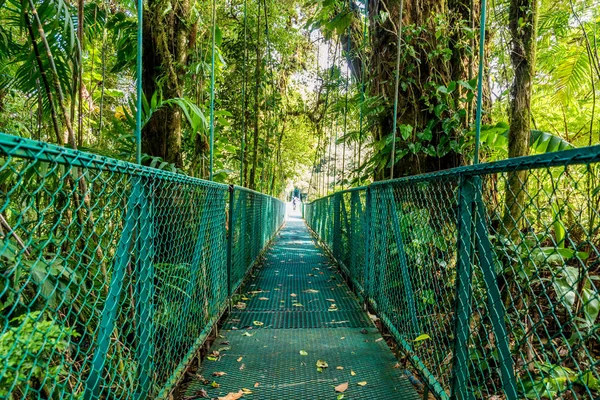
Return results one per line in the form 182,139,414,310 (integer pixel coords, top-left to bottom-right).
357,0,368,186
473,0,487,164
307,36,321,200
341,2,350,189
240,0,248,186
209,0,217,180
135,0,143,164
390,0,404,180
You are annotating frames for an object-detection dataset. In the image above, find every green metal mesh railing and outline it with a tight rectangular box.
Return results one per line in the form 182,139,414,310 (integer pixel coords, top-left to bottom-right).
306,146,600,400
0,133,285,399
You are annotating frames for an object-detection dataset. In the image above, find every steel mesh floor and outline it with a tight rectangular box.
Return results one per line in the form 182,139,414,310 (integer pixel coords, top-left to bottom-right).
186,214,419,399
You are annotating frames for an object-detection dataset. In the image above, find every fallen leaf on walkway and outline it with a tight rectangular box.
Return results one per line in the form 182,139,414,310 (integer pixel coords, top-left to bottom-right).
336,366,344,370
258,297,269,301
211,381,220,388
304,289,319,293
414,334,431,342
357,381,367,386
253,321,264,326
237,357,243,362
212,372,227,377
241,388,252,394
239,363,245,370
290,293,297,297
242,332,254,337
195,388,209,398
316,360,328,368
293,303,304,307
326,299,336,302
375,338,383,342
254,382,260,387
299,350,308,356
218,390,244,400
206,356,218,361
350,370,356,376
335,382,348,393
337,395,345,400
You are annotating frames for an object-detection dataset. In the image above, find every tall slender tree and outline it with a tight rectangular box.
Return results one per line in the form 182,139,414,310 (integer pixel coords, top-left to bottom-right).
503,0,538,235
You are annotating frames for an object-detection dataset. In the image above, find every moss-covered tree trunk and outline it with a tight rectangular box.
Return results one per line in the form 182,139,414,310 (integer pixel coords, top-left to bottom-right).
142,0,191,168
368,0,488,180
503,0,538,236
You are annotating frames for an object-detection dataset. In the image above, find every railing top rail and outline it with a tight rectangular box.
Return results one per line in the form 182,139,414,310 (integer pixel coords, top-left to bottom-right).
232,185,284,202
370,144,600,188
306,185,369,205
0,133,284,197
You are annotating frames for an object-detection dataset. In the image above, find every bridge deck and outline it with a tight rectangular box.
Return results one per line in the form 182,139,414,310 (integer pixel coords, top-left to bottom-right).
185,212,420,399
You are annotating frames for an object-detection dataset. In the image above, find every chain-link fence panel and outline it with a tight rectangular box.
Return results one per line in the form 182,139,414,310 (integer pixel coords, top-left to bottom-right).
0,134,285,399
306,146,600,400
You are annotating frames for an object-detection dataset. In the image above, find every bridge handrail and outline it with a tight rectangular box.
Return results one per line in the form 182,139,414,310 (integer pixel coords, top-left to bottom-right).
305,145,600,400
0,134,285,399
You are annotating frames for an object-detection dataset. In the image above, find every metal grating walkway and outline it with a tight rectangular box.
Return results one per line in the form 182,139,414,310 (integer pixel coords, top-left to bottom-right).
185,212,420,399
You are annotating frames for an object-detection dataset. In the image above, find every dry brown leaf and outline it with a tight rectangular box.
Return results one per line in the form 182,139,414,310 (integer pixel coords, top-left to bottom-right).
212,371,227,377
218,390,244,400
254,382,260,388
334,382,349,393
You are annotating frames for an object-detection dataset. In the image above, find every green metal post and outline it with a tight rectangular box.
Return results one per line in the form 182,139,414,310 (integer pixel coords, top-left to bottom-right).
332,194,342,259
384,185,420,338
451,176,475,400
136,182,154,399
349,191,358,281
187,194,213,296
363,187,373,301
227,185,235,302
85,182,141,399
474,198,518,399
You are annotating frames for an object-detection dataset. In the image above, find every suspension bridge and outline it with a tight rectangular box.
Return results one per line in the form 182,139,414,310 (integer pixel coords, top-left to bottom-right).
0,0,599,398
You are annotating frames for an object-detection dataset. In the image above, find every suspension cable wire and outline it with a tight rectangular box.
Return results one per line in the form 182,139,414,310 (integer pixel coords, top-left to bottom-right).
307,35,322,201
357,0,368,186
240,0,248,186
258,0,277,194
135,0,143,164
209,0,217,180
263,0,278,194
324,38,341,195
473,0,487,165
341,1,351,190
390,0,404,180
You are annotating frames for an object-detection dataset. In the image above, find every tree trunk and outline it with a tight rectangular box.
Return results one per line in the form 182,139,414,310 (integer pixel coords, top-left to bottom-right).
142,0,191,168
368,0,487,180
503,0,538,237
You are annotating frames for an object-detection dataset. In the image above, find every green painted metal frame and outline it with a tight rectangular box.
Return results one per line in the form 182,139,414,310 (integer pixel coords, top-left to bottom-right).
305,144,600,400
0,133,286,399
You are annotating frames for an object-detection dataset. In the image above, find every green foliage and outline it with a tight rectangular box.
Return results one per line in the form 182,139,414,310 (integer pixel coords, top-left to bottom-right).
0,312,77,397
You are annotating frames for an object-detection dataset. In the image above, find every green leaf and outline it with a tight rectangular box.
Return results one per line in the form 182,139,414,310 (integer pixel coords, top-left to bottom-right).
413,334,431,342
